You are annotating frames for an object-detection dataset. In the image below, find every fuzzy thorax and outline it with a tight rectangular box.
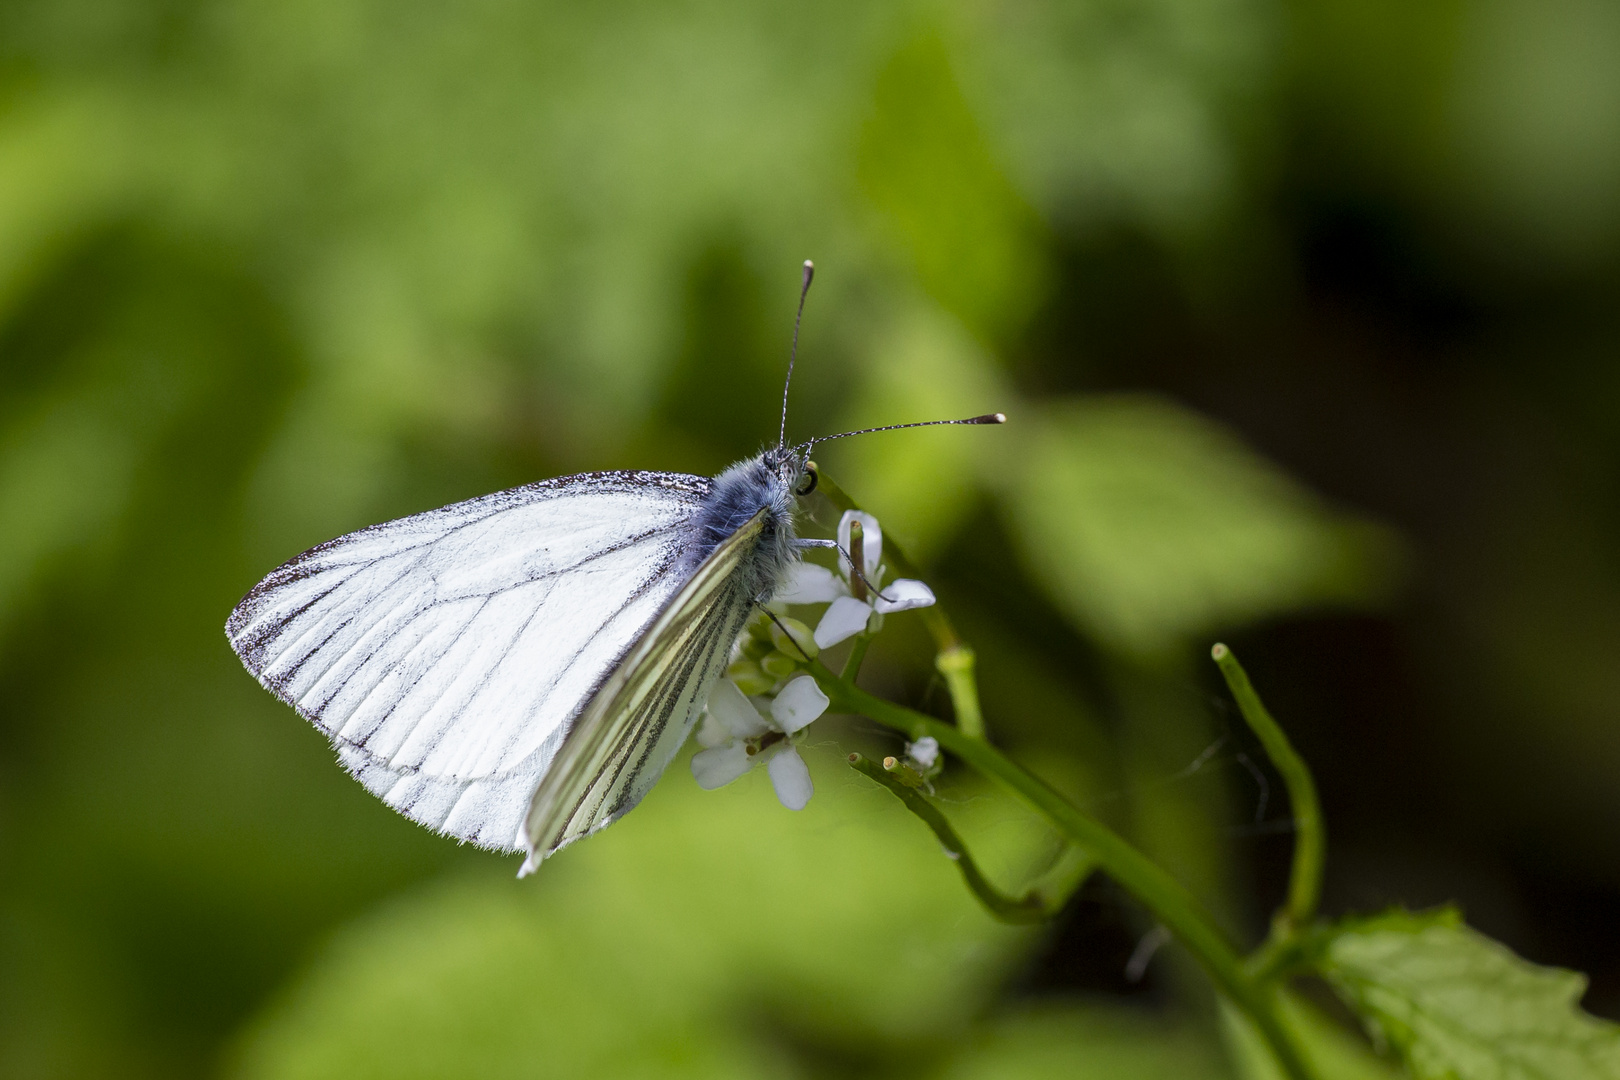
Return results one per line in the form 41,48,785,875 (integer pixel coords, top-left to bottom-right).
683,450,802,602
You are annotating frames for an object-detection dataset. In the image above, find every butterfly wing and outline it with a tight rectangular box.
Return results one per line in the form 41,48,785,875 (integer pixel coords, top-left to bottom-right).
521,507,768,869
225,471,710,851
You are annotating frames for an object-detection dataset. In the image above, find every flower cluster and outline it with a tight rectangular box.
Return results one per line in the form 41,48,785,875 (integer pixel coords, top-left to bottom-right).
690,675,825,809
776,511,936,648
690,510,938,810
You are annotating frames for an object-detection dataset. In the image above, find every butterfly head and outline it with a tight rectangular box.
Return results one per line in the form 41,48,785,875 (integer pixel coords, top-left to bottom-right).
761,445,817,499
685,448,806,602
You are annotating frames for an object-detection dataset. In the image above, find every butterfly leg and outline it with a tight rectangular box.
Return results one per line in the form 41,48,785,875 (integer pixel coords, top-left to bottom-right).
752,599,818,663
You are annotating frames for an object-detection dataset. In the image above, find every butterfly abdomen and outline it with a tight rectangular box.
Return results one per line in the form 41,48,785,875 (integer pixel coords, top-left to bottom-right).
684,453,799,602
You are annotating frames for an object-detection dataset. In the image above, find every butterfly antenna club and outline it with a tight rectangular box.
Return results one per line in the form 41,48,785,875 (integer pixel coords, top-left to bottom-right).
778,260,815,451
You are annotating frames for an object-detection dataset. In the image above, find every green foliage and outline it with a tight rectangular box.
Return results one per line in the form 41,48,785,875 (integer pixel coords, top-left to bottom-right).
1314,909,1620,1080
1,0,1614,1076
999,395,1400,659
232,745,1038,1079
828,307,1008,561
941,1005,1231,1080
859,30,1045,345
0,2,1305,1070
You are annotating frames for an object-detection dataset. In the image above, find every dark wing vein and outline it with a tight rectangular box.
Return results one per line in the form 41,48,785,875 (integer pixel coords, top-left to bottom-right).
521,509,767,862
588,596,736,822
260,522,674,706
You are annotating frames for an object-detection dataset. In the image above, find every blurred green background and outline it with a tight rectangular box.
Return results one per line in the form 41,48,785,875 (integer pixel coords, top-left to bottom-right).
2,0,1619,1076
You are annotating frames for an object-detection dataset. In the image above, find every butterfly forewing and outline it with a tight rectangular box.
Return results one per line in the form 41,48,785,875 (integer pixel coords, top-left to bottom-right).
522,508,768,864
225,471,711,851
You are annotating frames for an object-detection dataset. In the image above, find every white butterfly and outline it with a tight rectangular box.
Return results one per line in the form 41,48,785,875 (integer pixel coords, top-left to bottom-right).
226,263,1002,873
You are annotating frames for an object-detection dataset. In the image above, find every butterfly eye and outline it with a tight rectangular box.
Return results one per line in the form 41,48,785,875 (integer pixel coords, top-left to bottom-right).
795,467,818,497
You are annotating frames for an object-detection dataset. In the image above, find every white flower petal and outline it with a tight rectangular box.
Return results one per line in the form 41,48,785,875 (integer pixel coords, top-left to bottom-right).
767,746,814,810
706,678,771,740
873,578,935,614
906,736,940,770
771,674,829,734
813,595,875,649
774,562,848,604
695,710,729,750
837,510,883,582
691,743,753,789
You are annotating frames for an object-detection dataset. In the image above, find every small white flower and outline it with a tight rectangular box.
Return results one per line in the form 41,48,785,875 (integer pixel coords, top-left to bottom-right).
906,736,940,771
766,747,814,812
775,510,936,649
690,675,827,810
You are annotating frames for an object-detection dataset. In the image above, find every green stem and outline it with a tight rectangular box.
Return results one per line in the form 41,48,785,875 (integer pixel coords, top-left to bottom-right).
1211,644,1325,932
847,753,1056,924
840,633,872,681
935,645,985,739
811,661,1318,1080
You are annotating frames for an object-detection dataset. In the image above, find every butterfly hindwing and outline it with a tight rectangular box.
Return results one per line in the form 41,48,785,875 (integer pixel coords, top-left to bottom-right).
522,508,768,863
225,471,711,851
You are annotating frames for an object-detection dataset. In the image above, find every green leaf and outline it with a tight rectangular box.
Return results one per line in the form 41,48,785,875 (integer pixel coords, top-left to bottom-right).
1315,908,1620,1080
858,30,1046,344
1000,395,1400,659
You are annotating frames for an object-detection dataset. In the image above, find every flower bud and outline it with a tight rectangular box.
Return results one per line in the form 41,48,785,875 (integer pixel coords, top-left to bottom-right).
726,659,776,696
759,651,799,679
768,616,819,660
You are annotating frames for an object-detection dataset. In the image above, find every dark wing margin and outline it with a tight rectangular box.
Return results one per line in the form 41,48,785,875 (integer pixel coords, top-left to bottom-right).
519,508,768,871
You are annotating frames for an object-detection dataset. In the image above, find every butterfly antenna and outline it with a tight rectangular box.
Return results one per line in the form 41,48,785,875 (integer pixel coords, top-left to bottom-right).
778,260,815,451
802,412,1006,454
